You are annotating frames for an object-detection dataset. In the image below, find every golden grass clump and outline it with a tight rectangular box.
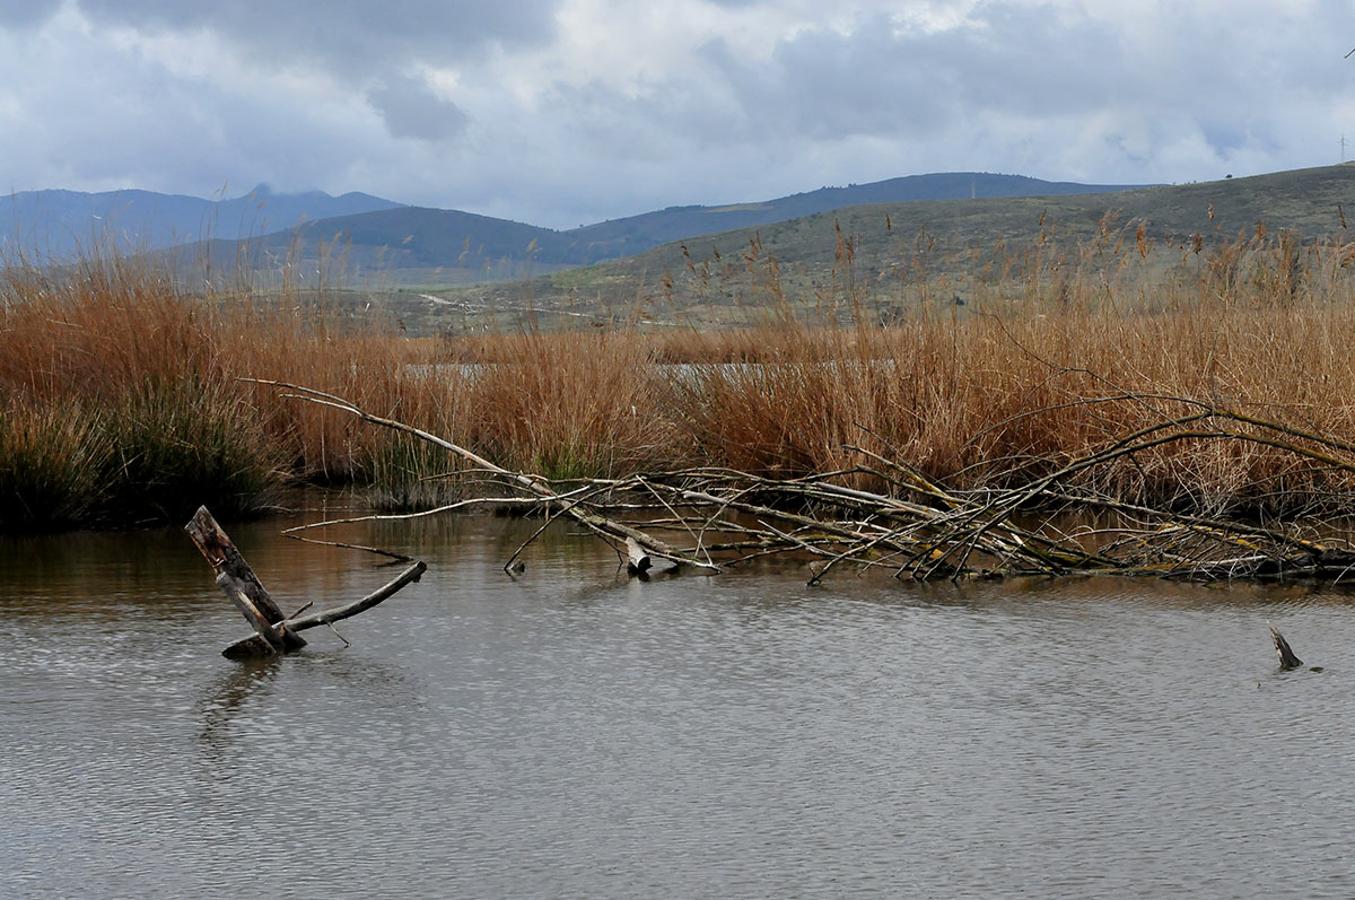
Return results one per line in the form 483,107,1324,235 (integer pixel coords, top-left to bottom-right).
656,300,1355,516
462,330,683,479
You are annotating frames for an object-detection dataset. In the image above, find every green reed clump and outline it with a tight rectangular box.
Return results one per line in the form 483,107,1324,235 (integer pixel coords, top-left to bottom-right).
0,401,113,530
366,433,464,512
99,380,282,523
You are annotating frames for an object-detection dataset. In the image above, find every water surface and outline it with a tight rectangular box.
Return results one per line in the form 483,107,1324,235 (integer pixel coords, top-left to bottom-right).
3,507,1354,897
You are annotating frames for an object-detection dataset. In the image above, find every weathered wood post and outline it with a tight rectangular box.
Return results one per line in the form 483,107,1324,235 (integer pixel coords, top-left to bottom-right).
1269,623,1303,671
186,506,307,654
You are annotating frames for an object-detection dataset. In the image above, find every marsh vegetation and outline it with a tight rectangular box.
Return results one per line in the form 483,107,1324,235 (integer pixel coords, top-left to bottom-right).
6,221,1355,538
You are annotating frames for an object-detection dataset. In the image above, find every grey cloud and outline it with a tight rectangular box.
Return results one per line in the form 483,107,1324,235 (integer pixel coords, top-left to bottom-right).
368,74,468,142
0,0,61,28
70,0,560,76
604,0,1339,172
542,7,1134,156
696,7,1130,142
1,0,1352,231
0,21,393,202
506,1,1355,223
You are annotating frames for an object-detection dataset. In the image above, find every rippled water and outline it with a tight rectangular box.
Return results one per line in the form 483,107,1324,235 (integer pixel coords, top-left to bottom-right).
4,506,1355,898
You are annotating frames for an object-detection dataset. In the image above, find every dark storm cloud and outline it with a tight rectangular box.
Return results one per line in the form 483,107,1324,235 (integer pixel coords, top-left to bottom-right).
68,0,559,75
367,74,469,142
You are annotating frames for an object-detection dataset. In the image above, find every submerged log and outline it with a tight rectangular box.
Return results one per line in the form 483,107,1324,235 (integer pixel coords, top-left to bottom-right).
1269,624,1303,671
625,537,652,576
187,506,425,660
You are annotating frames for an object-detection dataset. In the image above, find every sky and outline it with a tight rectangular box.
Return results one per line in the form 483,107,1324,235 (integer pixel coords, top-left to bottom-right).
1,0,1353,229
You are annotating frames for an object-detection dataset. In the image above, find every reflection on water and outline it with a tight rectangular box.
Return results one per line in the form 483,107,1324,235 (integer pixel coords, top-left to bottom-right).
196,656,282,755
4,510,1355,897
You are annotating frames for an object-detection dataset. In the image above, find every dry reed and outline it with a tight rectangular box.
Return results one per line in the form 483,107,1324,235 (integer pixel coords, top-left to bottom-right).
5,228,1355,530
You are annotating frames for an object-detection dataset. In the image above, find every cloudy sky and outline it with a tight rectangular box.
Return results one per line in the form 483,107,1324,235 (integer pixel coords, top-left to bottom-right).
1,0,1352,228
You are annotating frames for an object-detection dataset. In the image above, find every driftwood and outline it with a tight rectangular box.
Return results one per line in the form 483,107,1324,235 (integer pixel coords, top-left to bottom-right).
242,383,1355,674
625,537,651,575
243,378,719,574
186,505,425,659
254,382,1355,588
217,573,290,654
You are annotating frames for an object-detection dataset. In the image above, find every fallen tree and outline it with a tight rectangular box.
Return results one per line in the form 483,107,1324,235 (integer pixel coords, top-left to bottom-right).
259,381,1355,586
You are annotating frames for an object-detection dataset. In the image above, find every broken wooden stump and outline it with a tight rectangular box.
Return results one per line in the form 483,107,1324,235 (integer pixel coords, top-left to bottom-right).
625,536,677,578
217,573,289,654
1268,623,1303,671
186,505,425,660
187,506,307,654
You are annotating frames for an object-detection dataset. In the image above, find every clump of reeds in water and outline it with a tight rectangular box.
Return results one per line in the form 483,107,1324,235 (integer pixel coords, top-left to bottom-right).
445,225,1355,520
0,256,281,527
0,250,433,527
0,400,112,528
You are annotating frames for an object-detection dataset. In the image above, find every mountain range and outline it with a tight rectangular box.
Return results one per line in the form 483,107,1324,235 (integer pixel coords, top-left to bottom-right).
0,184,401,259
12,164,1355,332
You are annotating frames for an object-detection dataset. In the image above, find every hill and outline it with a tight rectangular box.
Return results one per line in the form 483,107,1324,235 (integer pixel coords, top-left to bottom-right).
564,172,1146,263
440,164,1355,326
172,205,577,286
0,185,401,259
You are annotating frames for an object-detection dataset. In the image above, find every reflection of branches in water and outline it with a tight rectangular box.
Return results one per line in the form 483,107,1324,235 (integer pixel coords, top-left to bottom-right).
197,656,283,758
554,575,633,608
197,651,427,763
288,651,423,701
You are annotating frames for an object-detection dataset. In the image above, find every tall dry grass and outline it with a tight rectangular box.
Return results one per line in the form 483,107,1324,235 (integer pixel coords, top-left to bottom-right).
453,227,1355,517
0,253,440,527
659,305,1355,516
5,227,1355,530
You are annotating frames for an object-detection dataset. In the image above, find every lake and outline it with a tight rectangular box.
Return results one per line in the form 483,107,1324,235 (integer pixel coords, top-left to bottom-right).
3,503,1354,898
